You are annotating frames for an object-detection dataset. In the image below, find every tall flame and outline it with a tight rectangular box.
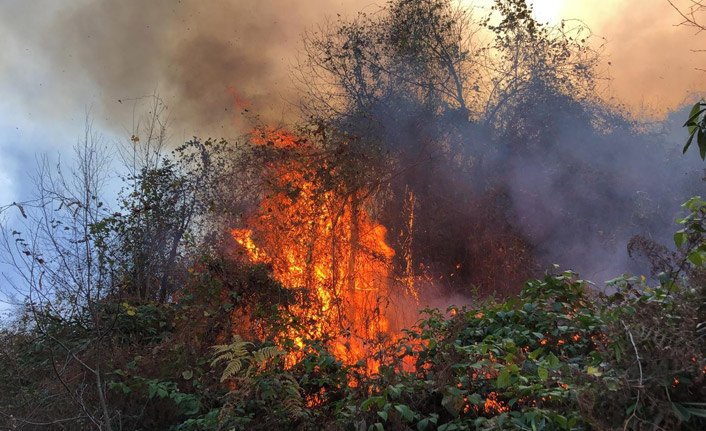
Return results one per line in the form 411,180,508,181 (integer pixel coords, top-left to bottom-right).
232,129,394,371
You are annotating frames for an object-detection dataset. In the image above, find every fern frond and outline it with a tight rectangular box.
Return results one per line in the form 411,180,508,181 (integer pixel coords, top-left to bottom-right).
211,336,255,381
281,374,304,418
221,359,244,382
252,346,282,364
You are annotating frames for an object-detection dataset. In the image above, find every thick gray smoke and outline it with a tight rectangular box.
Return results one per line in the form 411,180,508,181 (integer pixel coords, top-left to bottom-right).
0,0,363,136
501,106,705,283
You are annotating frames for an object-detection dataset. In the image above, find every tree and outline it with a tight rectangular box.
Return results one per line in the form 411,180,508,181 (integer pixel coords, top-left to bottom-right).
481,0,602,132
107,138,234,303
1,120,117,430
296,0,479,122
668,0,706,32
104,96,241,303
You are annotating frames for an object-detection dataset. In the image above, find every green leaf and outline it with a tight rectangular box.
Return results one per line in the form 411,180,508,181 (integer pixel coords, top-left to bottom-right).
377,410,388,421
546,353,560,369
674,231,687,248
685,102,704,131
686,406,706,418
182,370,193,380
537,366,548,381
528,347,543,360
496,369,511,388
699,130,706,160
362,396,385,410
586,366,602,377
388,384,402,399
683,132,696,154
467,393,483,405
672,402,692,421
394,404,415,422
688,251,705,266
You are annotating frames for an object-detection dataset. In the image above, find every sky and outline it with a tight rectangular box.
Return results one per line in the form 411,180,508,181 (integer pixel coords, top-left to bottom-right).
0,0,704,311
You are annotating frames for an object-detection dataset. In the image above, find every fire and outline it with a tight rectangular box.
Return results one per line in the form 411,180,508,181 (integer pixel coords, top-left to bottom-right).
232,128,395,371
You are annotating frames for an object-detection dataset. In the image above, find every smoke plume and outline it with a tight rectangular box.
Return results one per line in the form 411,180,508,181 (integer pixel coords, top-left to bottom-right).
0,0,364,137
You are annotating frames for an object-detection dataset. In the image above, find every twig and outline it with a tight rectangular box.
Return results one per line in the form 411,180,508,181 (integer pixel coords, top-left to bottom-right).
622,320,643,431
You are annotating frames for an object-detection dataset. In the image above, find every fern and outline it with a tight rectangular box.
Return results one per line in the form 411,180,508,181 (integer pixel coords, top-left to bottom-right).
211,336,282,382
281,374,305,419
252,346,281,365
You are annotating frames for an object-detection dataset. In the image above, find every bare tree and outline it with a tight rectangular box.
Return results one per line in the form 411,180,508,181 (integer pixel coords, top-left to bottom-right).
0,118,117,430
294,0,481,121
668,0,706,32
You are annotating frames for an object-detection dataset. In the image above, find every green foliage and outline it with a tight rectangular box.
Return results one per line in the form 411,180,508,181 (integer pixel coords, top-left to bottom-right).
683,101,706,159
194,262,704,430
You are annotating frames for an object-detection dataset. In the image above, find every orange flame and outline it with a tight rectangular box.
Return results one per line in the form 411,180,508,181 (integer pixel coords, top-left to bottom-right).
232,129,395,372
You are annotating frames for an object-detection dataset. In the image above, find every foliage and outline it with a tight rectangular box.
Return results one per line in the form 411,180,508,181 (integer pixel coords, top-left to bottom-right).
682,101,706,160
105,137,239,303
197,265,705,430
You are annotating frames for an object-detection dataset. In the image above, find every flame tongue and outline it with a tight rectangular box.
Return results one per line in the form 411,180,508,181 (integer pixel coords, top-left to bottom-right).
232,129,394,371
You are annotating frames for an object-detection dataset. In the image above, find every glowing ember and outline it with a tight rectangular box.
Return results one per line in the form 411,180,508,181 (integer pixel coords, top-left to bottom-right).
232,129,395,371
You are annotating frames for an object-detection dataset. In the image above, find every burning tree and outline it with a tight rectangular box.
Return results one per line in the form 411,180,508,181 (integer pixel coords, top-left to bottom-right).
231,128,398,370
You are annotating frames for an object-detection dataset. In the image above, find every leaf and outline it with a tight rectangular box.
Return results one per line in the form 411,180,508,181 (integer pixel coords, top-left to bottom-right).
538,366,548,381
394,404,415,422
672,402,692,421
688,251,705,266
685,102,703,131
182,370,193,380
546,352,560,369
683,132,696,154
127,309,136,316
674,231,687,248
685,406,706,418
586,366,602,377
496,369,511,388
467,393,483,405
528,348,543,360
13,202,27,218
362,396,385,410
377,410,388,421
699,130,706,160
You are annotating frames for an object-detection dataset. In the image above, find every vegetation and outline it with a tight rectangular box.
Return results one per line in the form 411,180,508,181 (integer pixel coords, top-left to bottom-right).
1,0,705,429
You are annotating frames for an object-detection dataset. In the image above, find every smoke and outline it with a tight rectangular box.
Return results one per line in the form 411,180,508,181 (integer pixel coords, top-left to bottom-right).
564,0,705,116
0,0,363,137
1,0,704,291
500,105,705,283
1,0,703,137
